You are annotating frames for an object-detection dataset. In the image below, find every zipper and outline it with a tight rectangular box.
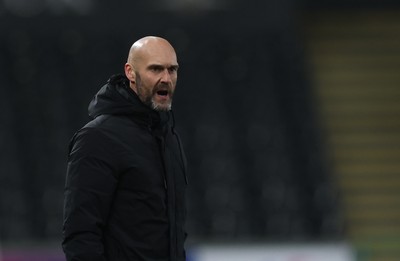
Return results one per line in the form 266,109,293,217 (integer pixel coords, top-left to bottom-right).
174,133,188,185
155,134,168,190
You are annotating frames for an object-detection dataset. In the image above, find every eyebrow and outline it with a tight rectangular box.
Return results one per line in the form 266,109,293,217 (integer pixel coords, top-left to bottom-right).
148,64,179,70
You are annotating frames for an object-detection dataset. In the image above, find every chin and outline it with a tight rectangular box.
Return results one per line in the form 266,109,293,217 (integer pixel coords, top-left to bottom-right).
151,101,172,112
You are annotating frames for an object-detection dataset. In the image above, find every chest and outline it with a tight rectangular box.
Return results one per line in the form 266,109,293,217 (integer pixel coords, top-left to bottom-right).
110,124,186,192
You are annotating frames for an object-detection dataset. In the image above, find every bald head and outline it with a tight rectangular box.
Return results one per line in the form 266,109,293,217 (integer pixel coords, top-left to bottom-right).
124,36,179,111
127,36,177,67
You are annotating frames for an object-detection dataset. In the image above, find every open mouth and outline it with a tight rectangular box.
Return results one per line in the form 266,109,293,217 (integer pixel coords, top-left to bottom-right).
156,90,169,96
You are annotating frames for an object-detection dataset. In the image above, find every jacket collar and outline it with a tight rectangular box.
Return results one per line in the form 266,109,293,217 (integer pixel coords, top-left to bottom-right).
88,74,171,130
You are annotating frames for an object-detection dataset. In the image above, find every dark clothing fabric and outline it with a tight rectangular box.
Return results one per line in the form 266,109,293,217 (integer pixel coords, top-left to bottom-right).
62,74,188,261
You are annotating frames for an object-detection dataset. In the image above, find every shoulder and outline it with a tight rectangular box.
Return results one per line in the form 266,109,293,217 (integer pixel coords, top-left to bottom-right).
85,114,144,132
84,114,116,129
69,114,146,154
69,115,122,155
69,127,112,156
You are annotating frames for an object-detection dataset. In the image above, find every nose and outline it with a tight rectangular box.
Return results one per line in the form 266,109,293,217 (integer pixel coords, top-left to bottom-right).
160,69,172,84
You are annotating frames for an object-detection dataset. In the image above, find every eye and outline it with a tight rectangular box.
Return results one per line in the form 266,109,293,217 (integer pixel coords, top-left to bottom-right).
168,66,179,73
150,66,163,72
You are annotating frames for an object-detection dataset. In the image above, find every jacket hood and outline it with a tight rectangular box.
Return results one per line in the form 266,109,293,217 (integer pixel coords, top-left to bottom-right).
89,74,148,117
88,74,169,128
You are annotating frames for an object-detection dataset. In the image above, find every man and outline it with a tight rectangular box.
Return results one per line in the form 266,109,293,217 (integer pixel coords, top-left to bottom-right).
62,36,188,261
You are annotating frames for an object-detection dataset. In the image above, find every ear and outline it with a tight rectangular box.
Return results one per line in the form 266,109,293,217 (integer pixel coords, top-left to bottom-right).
124,63,135,83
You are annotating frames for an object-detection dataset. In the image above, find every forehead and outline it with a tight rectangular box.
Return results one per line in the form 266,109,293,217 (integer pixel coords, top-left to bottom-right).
139,41,178,66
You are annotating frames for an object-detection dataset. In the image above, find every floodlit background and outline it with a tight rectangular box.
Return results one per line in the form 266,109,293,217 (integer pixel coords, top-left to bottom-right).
0,0,399,261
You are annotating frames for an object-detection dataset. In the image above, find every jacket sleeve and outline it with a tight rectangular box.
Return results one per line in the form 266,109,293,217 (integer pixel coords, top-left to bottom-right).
62,128,119,261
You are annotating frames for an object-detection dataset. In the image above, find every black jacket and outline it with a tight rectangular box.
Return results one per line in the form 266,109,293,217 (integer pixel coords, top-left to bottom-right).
62,75,188,261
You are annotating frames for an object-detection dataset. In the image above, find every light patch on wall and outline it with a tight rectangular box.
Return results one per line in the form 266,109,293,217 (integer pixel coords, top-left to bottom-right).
60,0,94,15
161,0,227,13
3,0,46,17
2,0,94,16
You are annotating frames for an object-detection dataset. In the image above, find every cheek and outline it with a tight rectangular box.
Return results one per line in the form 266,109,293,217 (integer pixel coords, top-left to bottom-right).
147,76,160,87
172,76,178,85
140,77,156,89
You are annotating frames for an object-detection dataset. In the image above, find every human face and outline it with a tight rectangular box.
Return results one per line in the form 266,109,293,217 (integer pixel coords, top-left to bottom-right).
134,62,178,111
126,38,179,111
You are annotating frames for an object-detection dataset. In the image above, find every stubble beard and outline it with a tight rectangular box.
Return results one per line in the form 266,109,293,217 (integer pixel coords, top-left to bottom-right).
151,97,172,112
136,73,173,112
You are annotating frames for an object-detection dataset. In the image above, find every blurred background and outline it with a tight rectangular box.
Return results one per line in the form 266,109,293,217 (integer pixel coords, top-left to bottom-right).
0,0,399,261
